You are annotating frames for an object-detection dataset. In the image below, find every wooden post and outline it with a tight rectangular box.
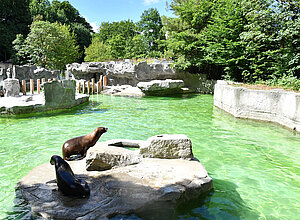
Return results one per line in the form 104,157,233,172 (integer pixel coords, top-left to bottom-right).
103,75,107,86
22,80,26,95
37,79,40,94
99,75,103,92
42,78,46,84
78,82,81,93
92,78,95,94
30,79,34,94
87,81,91,94
83,81,86,94
97,81,101,94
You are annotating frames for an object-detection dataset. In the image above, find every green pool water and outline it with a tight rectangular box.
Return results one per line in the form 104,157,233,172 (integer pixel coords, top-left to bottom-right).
0,94,299,219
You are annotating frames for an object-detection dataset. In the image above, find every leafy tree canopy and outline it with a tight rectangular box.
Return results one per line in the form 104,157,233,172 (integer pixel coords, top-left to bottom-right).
13,21,79,71
0,0,31,61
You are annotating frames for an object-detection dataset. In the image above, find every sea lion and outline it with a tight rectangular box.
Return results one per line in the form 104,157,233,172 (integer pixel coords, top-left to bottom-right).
50,155,90,198
62,127,108,160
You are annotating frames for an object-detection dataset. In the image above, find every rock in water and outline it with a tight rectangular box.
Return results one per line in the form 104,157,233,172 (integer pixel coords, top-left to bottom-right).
137,79,184,96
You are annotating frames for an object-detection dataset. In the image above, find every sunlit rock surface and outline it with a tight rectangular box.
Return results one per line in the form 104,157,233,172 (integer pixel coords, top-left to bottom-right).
17,135,212,219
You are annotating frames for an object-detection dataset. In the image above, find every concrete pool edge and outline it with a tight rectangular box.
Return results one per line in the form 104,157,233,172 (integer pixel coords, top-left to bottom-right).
214,80,300,132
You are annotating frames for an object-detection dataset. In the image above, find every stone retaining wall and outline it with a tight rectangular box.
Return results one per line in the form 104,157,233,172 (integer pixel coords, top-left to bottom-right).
214,80,300,132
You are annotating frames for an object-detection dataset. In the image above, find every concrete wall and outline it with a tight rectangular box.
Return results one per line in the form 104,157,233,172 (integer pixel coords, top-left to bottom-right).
214,80,300,132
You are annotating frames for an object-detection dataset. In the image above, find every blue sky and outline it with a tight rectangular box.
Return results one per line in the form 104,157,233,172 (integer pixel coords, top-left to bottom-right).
66,0,176,32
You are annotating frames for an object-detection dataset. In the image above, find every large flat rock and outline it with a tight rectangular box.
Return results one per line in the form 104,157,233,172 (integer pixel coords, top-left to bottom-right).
17,157,212,219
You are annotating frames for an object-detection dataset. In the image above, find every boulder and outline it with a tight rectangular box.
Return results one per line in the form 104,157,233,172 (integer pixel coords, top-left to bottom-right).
43,80,76,107
140,134,194,159
102,85,144,97
17,135,212,219
3,78,20,97
17,157,212,219
137,79,184,96
86,144,141,171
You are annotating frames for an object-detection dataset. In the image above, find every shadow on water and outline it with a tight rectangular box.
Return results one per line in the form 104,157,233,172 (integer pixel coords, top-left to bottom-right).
142,93,199,100
175,179,260,220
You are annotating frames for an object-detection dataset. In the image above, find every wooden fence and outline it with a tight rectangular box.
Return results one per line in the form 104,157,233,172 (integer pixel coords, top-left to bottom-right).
20,75,107,95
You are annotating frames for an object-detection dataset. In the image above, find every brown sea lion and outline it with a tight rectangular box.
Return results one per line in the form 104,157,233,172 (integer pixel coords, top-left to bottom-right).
50,155,90,198
62,127,108,160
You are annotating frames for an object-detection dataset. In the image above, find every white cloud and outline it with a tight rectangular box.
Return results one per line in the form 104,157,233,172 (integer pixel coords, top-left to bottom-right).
82,15,99,33
144,0,160,6
90,21,99,33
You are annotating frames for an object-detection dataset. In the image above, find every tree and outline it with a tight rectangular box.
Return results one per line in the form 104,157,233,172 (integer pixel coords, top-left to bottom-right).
138,8,164,52
96,20,137,43
84,38,111,62
71,23,92,62
0,0,31,61
124,35,149,58
29,0,93,62
15,21,79,70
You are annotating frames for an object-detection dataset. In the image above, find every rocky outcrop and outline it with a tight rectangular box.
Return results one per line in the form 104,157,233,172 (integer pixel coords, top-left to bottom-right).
66,60,176,86
137,79,184,96
17,134,212,219
1,65,59,82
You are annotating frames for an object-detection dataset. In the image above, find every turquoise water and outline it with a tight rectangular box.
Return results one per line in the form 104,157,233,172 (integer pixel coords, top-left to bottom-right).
0,94,299,219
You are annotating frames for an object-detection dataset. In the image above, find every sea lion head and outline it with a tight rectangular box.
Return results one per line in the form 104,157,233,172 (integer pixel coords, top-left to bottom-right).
97,127,108,133
50,155,64,165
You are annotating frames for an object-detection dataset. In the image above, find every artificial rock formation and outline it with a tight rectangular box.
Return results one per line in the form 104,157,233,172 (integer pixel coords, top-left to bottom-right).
66,60,176,86
17,134,212,219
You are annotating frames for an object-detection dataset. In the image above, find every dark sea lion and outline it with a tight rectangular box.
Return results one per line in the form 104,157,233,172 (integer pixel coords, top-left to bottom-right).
50,155,90,198
62,127,108,160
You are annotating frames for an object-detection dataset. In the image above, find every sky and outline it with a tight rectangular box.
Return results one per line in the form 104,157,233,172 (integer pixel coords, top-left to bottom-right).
66,0,176,32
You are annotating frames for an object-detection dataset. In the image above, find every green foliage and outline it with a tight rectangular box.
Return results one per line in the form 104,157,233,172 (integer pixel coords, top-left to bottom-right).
124,35,149,59
165,0,300,82
266,74,300,91
96,20,137,43
0,0,31,61
15,21,79,70
27,0,93,63
138,8,164,52
84,38,111,62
